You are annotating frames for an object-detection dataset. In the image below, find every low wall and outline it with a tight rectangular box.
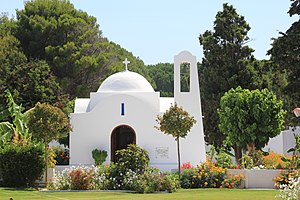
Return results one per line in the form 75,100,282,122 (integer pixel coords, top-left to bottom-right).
227,169,282,189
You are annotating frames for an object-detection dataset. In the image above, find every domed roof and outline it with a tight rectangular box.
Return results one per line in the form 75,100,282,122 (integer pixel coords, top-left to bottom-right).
97,70,154,92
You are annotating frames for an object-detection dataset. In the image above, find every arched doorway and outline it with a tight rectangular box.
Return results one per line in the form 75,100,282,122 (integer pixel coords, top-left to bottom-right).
111,125,136,162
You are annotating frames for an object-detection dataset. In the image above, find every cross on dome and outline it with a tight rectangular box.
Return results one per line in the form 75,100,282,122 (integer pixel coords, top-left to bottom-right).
123,58,130,71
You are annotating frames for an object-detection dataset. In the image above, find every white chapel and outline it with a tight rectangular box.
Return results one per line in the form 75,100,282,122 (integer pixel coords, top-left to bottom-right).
70,51,206,171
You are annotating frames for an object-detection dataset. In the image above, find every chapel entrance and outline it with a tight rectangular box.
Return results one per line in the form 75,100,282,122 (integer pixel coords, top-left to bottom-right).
111,125,136,162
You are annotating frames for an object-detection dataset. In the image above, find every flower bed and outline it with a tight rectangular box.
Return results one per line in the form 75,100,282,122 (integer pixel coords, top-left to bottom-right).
180,161,244,189
47,165,180,193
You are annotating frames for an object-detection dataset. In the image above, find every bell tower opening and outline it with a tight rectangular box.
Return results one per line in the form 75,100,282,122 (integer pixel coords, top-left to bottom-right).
111,125,136,162
180,62,190,92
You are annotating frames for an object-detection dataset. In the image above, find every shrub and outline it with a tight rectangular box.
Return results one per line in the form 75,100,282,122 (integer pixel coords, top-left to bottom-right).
53,146,69,165
0,143,45,187
106,162,138,190
115,144,149,173
263,151,286,169
276,176,299,200
92,149,107,165
180,160,226,188
130,167,180,193
180,160,244,189
162,172,180,193
215,150,235,169
274,170,299,189
222,174,244,188
47,165,108,190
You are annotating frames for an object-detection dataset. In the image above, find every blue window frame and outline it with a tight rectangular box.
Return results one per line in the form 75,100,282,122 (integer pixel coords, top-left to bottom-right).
121,103,125,116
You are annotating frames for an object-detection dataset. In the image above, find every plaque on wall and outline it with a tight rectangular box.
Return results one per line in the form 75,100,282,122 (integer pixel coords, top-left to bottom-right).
155,147,169,159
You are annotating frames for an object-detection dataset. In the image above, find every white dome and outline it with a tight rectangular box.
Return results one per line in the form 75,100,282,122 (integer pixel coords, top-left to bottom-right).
97,70,154,92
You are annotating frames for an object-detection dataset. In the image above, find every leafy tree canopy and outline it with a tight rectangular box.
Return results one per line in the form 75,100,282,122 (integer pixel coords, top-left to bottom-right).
268,0,300,125
14,0,154,99
27,102,71,144
218,86,286,161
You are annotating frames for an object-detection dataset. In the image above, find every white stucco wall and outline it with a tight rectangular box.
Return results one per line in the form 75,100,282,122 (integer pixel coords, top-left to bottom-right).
263,126,300,155
71,92,183,171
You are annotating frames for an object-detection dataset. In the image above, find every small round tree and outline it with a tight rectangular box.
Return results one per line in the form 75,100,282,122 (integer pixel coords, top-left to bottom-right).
156,103,196,177
27,102,71,181
218,86,286,163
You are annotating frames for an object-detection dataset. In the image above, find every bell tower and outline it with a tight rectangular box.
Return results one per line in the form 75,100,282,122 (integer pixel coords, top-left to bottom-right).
174,51,206,164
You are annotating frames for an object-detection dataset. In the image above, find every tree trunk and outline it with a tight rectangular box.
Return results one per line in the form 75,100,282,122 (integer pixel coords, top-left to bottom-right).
234,145,242,164
247,142,256,152
177,136,181,179
45,142,48,183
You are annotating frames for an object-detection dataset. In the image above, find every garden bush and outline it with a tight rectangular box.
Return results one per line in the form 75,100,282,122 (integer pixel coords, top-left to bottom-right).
263,151,287,169
0,143,45,187
53,146,69,165
180,160,243,189
129,167,180,193
276,176,299,200
47,165,108,190
274,169,299,189
115,144,149,173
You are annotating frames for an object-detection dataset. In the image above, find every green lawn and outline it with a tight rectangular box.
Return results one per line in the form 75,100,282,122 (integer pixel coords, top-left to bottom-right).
0,188,279,200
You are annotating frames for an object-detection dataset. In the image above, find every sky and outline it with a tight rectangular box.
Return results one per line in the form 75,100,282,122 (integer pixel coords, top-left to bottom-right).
1,0,298,65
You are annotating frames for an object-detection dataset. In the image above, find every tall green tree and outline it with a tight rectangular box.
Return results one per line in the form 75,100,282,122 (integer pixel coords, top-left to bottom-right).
14,0,153,98
15,0,106,98
218,87,286,163
199,3,255,148
156,103,196,178
0,35,61,110
27,102,71,180
267,0,300,125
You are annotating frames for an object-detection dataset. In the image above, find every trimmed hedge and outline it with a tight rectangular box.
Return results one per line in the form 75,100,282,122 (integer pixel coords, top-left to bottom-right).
0,143,45,187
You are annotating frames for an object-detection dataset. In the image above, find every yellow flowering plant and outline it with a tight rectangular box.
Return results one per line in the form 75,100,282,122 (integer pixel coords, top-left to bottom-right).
273,169,299,189
180,160,243,189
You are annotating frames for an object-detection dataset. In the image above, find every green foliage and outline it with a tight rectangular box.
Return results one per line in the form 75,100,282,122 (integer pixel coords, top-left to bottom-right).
198,3,255,148
13,0,154,99
0,35,62,110
156,103,196,139
27,102,71,144
218,86,286,161
0,142,45,187
115,144,149,173
147,63,174,97
132,169,180,193
27,102,71,179
180,160,243,189
156,103,196,177
207,145,235,169
215,150,235,169
0,13,17,36
0,90,32,146
240,150,266,169
92,149,107,165
53,146,69,165
268,0,300,124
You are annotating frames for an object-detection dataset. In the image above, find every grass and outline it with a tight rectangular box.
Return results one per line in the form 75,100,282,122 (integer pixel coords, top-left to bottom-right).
0,188,279,200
